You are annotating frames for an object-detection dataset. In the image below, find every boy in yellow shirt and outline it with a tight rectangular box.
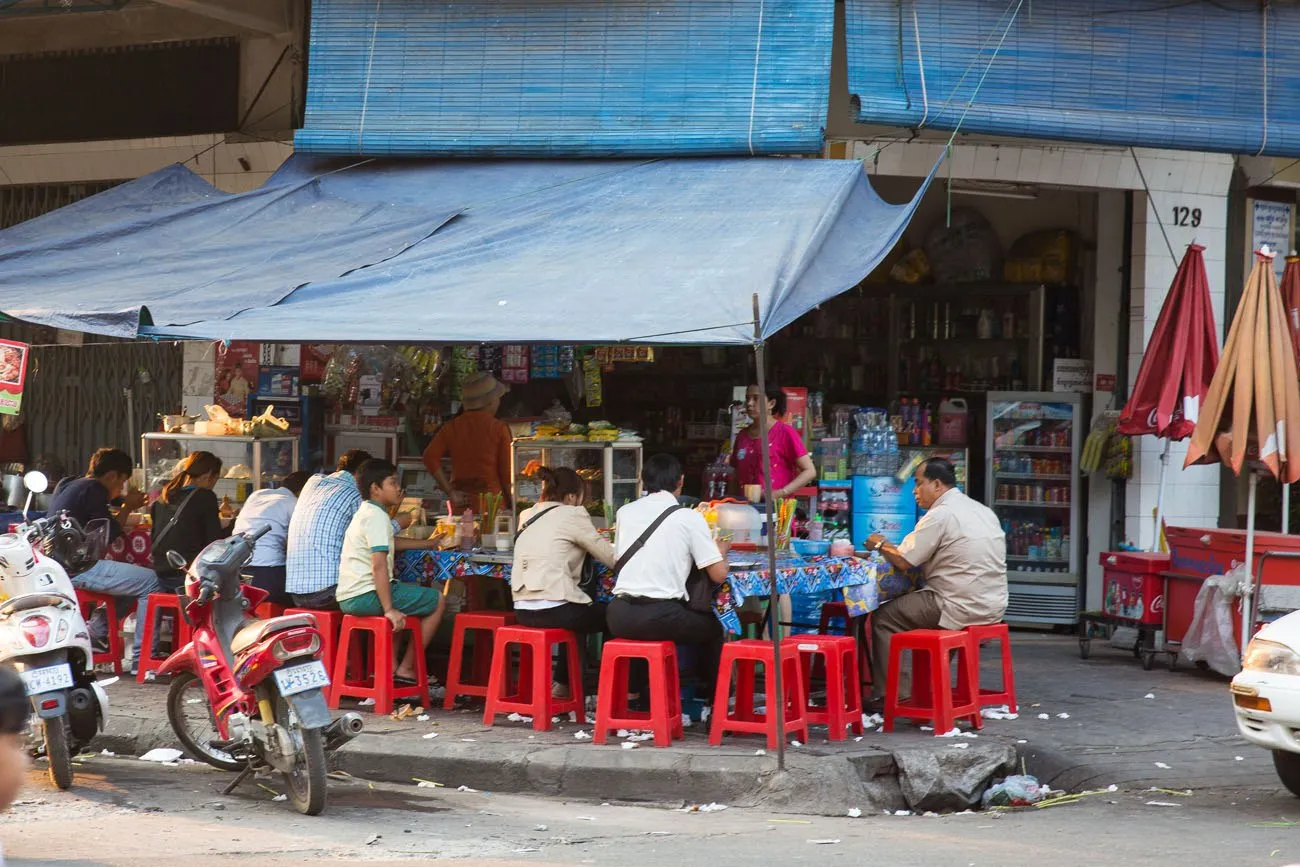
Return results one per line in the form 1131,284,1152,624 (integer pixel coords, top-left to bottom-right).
337,459,446,684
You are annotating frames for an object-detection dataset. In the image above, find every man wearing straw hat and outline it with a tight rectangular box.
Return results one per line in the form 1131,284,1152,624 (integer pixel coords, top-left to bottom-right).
423,372,514,506
865,457,1007,710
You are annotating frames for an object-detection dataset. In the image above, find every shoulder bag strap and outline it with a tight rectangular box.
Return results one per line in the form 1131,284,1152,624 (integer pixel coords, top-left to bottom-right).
614,505,684,576
152,488,199,551
514,503,563,540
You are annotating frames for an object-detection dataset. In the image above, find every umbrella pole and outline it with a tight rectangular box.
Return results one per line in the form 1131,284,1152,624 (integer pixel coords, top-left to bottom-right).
1152,440,1170,552
753,294,785,772
1285,483,1291,535
1243,472,1259,662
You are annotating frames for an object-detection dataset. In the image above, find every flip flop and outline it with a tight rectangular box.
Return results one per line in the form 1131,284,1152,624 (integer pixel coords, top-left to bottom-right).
394,675,419,686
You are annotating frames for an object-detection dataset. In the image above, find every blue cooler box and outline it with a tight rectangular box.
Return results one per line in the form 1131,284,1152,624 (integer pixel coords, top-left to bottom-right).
852,475,916,513
851,511,918,547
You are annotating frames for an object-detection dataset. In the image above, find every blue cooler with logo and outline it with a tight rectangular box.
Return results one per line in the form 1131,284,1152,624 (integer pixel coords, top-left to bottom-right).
850,475,917,546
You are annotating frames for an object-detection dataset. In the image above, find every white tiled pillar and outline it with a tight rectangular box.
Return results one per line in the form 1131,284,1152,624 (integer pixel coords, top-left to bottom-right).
1125,183,1228,550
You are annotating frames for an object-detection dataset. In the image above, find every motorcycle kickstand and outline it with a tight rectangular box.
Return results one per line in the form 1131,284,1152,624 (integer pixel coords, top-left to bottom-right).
223,764,254,796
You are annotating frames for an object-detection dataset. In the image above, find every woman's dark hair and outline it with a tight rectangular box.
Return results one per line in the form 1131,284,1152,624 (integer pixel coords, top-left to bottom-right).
356,459,398,500
753,382,787,417
281,471,313,497
538,466,586,503
337,449,373,475
918,457,958,489
642,453,683,494
161,451,223,504
88,447,133,479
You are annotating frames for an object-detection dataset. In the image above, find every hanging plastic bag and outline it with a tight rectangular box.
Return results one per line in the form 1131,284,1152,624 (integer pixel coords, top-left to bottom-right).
1180,565,1245,676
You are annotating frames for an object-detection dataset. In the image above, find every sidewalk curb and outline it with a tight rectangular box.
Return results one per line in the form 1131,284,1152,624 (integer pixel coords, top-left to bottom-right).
91,709,1017,815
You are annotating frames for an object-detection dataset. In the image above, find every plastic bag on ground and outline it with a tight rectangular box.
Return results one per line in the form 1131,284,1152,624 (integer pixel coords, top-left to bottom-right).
981,774,1047,807
1180,566,1244,677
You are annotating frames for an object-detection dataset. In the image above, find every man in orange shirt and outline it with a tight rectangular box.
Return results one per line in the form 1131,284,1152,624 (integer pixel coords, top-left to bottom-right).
423,372,513,505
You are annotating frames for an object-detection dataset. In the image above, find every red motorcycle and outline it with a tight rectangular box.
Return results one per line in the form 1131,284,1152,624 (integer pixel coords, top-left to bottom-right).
158,527,362,815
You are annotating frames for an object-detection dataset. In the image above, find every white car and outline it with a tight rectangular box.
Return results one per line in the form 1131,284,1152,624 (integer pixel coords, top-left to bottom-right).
1232,610,1300,795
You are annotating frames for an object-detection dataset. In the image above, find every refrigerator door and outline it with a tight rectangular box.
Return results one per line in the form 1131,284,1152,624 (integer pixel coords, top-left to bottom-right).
987,391,1083,625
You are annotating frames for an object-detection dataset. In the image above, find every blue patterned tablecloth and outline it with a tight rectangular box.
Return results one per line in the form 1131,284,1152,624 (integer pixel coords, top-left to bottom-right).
396,549,922,634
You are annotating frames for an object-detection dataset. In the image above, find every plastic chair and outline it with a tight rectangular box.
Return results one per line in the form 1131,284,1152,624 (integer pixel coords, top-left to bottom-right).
328,614,428,714
883,629,983,735
592,639,684,747
286,608,344,682
784,634,863,740
74,589,124,675
253,602,286,620
709,639,808,748
482,626,584,731
136,592,192,683
955,623,1018,713
444,612,517,709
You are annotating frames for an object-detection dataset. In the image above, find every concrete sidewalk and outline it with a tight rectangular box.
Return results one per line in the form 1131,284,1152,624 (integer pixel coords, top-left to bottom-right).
89,633,1274,815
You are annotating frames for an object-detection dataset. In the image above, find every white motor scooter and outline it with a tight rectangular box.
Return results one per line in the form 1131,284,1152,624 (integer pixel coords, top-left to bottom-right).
0,470,109,789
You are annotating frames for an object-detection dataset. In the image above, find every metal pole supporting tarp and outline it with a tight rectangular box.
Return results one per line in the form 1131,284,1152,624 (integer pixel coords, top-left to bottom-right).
753,293,785,772
1243,471,1259,662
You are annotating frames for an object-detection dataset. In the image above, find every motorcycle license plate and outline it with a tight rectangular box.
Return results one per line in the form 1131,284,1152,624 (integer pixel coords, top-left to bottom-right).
20,663,73,696
273,660,330,697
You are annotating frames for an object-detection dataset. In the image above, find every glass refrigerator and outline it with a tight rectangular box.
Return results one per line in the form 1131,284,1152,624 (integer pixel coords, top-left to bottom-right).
985,392,1084,626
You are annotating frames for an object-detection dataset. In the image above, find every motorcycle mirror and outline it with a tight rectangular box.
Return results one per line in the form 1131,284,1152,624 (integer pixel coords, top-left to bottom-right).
166,550,187,570
22,471,47,495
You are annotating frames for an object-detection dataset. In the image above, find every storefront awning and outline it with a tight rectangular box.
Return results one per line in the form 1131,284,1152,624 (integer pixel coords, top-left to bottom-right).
0,156,934,345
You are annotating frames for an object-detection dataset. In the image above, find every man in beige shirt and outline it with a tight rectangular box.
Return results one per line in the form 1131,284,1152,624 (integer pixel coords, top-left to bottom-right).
865,458,1007,705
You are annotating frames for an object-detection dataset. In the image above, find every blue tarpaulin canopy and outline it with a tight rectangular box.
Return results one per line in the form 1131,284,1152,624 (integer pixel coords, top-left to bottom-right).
0,156,934,345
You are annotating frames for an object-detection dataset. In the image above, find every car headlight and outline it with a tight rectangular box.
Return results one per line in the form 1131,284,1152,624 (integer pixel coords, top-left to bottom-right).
1242,639,1300,676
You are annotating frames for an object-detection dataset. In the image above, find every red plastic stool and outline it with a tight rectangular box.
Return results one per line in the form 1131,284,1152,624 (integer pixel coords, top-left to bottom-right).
482,626,584,732
329,615,428,714
819,601,851,635
444,612,517,709
74,589,124,675
710,639,809,748
883,629,983,735
784,634,863,740
253,602,286,620
287,608,343,682
956,623,1017,713
592,639,683,747
136,593,192,683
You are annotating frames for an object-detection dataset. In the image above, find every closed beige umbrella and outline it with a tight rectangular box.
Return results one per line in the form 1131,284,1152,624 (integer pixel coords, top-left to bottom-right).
1186,247,1300,660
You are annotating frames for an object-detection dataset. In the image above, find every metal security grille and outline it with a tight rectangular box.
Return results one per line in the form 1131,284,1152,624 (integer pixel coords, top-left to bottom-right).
0,181,120,230
297,0,833,158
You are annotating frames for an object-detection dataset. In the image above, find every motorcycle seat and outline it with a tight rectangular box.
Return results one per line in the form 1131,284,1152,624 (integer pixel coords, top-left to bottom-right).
231,614,315,655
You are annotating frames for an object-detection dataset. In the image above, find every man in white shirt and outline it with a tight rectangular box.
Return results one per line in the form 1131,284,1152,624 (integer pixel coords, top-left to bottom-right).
608,454,730,702
233,471,312,607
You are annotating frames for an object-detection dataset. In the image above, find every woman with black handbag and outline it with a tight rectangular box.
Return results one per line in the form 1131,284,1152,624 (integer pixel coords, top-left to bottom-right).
511,466,616,698
150,451,230,591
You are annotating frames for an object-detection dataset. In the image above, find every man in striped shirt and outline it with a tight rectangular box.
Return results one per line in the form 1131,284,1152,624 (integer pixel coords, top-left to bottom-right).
286,450,415,609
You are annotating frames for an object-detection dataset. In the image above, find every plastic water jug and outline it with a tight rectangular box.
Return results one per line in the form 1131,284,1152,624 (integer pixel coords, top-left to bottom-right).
938,398,969,445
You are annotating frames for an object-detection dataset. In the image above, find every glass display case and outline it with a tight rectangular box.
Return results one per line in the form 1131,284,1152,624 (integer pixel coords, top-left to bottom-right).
511,440,643,525
984,393,1083,626
141,434,299,509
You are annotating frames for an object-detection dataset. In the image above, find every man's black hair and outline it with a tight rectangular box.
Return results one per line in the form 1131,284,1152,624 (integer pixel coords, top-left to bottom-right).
356,459,399,500
918,457,958,489
0,665,30,734
642,453,683,495
87,448,133,479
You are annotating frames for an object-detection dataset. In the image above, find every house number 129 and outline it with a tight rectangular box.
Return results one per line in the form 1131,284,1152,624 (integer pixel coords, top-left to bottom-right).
1172,206,1202,227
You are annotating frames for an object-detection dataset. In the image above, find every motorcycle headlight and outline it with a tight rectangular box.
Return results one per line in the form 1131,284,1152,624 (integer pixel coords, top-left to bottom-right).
1242,639,1300,676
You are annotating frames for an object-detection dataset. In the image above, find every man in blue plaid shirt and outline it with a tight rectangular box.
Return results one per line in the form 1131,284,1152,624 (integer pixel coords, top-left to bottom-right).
286,450,414,609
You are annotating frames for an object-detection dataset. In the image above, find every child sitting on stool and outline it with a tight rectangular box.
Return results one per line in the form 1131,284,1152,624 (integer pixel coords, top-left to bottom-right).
337,459,447,685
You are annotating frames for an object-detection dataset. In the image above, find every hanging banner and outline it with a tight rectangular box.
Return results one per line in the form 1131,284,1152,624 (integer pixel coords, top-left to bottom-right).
0,340,30,416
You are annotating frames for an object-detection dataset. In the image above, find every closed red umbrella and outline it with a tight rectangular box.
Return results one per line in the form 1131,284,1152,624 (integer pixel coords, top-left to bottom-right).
1117,244,1219,549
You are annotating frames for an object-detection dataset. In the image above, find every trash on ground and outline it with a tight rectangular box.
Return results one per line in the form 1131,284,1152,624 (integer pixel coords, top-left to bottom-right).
100,749,117,758
358,698,376,706
139,748,184,763
366,833,381,846
622,742,638,750
271,794,287,802
862,712,884,728
980,705,1019,720
1056,713,1070,719
982,774,1048,807
1154,762,1171,769
1144,693,1155,699
574,730,592,740
847,807,863,818
414,778,444,788
457,785,480,793
416,714,430,722
1235,756,1245,761
1145,800,1181,807
423,732,439,739
791,740,803,747
507,713,533,723
951,743,970,750
808,839,841,845
894,810,912,816
755,749,767,756
1037,713,1050,720
939,727,977,738
683,803,728,813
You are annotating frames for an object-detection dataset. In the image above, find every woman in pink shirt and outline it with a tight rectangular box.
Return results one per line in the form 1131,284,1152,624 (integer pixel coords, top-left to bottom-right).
730,383,817,499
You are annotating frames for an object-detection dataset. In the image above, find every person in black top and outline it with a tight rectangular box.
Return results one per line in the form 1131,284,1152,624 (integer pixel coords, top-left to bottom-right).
150,451,230,591
48,448,161,667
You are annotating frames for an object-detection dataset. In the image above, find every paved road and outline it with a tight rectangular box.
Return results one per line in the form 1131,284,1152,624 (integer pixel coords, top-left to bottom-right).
6,756,1300,866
